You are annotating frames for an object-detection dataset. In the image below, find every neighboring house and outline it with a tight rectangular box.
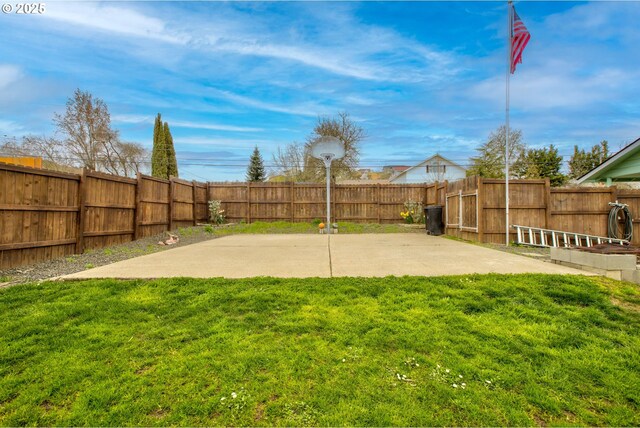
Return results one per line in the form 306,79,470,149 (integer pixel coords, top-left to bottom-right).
382,165,411,177
337,179,390,185
577,137,640,186
0,156,42,168
356,168,372,179
389,154,466,184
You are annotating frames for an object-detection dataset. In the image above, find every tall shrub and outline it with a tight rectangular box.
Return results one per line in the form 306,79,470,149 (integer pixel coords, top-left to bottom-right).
151,113,167,178
164,122,178,178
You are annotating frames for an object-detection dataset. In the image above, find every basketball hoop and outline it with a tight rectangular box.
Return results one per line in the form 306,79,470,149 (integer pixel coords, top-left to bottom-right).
310,137,345,234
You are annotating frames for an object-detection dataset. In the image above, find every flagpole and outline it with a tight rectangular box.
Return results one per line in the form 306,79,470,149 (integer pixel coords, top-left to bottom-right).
505,1,513,246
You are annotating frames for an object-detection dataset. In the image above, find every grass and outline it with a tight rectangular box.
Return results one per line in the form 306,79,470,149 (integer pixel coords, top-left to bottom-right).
1,274,639,426
207,221,422,236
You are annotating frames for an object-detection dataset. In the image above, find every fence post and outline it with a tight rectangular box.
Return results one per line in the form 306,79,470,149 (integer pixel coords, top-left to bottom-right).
442,180,449,232
459,190,463,229
75,169,87,254
207,183,212,222
247,182,251,223
377,184,381,223
192,180,197,226
168,178,174,231
290,181,295,222
544,178,552,229
332,179,336,224
134,172,142,240
610,185,618,204
477,178,484,242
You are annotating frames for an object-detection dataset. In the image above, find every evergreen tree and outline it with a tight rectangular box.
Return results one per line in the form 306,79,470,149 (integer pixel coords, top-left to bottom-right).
246,146,266,182
151,113,167,178
521,144,567,186
568,140,609,179
467,126,527,178
164,122,178,178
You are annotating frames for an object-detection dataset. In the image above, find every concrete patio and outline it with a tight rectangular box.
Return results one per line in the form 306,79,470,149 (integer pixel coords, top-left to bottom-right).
62,234,589,279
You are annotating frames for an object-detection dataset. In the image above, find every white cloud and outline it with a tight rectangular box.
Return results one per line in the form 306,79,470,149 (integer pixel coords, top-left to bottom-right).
44,3,188,44
0,119,24,135
29,2,460,84
172,120,262,133
177,136,286,148
111,114,263,132
468,71,627,110
0,65,21,90
205,89,323,117
212,41,385,82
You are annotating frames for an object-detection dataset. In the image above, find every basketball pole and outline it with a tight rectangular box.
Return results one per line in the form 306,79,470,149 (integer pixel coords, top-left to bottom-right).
324,157,332,234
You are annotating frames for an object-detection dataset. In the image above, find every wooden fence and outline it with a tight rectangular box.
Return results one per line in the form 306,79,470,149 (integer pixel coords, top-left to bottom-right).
0,164,209,269
445,177,640,246
3,161,640,269
208,182,429,223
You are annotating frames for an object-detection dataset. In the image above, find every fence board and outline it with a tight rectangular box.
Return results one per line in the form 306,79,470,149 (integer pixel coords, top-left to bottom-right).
82,172,136,250
138,175,170,238
0,166,80,269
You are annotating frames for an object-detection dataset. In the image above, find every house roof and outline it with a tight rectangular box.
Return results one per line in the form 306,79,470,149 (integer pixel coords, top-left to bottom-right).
576,137,640,184
389,154,466,183
383,165,411,172
337,179,391,185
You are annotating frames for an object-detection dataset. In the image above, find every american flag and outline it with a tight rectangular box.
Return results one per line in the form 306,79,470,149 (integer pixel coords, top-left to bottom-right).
510,6,531,74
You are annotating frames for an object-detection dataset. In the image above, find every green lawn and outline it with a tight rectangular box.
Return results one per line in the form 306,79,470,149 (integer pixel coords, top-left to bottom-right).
201,221,423,236
1,275,639,426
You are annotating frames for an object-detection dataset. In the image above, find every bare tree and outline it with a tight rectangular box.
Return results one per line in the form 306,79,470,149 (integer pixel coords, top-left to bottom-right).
271,142,308,181
0,135,71,171
2,90,148,177
53,89,115,171
100,137,148,177
271,113,365,182
304,112,364,181
467,126,527,178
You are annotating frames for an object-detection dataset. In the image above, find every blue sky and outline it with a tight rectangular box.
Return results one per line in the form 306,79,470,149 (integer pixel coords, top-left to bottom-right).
1,1,639,181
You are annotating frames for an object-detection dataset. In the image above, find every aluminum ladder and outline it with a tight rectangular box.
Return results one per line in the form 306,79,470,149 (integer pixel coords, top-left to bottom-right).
512,224,628,248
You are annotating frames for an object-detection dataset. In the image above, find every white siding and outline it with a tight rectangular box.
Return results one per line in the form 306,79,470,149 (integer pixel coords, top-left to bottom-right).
391,159,466,183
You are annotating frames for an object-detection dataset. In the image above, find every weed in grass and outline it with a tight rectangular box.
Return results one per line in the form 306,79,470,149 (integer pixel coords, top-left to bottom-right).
84,263,94,269
219,388,249,422
203,224,214,234
65,256,77,263
282,401,319,426
103,249,113,256
177,227,196,238
0,276,10,283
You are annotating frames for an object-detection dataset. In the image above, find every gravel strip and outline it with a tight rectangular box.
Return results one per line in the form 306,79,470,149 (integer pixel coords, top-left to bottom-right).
485,243,551,260
0,226,222,287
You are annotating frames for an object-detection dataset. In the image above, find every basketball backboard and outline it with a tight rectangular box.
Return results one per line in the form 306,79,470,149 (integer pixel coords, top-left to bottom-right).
310,137,345,167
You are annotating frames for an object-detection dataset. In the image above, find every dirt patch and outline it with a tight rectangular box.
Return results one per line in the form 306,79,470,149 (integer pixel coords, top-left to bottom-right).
135,365,155,375
532,414,547,427
254,402,266,421
611,296,640,313
40,400,53,411
148,407,167,418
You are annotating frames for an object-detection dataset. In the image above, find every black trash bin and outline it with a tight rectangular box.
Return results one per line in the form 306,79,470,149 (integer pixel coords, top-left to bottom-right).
424,205,444,236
